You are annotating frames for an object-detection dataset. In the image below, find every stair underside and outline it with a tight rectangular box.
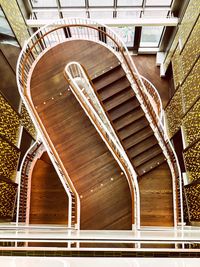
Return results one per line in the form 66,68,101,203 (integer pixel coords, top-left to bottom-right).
30,39,173,227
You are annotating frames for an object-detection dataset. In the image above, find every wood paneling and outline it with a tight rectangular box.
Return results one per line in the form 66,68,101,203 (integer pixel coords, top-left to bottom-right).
29,155,68,225
139,163,174,226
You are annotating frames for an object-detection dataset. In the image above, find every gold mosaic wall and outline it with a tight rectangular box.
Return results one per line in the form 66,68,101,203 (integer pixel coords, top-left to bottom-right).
182,58,200,112
184,140,200,183
0,0,30,47
0,137,20,180
171,46,183,88
165,88,184,138
164,0,200,222
0,178,17,220
163,0,200,72
183,99,200,146
185,183,200,221
0,94,21,146
181,17,200,80
21,103,37,139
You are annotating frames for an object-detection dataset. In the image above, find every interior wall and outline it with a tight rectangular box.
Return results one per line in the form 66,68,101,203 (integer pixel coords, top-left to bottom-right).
164,0,200,222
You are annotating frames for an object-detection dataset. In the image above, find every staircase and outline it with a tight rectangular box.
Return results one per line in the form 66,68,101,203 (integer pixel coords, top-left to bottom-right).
16,17,183,228
92,63,165,177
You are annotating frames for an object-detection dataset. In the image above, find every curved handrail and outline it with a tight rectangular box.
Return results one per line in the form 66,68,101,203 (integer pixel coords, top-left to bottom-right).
65,61,140,228
16,17,183,227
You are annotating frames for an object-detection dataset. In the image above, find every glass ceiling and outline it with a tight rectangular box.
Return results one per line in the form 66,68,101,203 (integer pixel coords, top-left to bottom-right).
29,0,174,49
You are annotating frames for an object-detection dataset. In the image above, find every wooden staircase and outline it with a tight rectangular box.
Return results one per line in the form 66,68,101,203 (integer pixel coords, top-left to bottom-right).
92,63,165,177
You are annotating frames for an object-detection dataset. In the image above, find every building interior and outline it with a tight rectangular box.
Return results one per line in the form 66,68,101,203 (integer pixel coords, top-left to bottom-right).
0,0,199,265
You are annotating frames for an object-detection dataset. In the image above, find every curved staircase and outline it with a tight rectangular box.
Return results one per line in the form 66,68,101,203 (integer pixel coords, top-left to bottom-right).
16,18,184,229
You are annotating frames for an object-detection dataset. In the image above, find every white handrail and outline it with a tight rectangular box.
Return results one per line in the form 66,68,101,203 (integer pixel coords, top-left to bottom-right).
65,62,140,229
16,17,183,227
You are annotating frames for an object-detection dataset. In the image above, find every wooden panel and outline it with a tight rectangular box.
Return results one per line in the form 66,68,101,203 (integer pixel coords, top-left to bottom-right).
139,162,174,226
29,156,68,225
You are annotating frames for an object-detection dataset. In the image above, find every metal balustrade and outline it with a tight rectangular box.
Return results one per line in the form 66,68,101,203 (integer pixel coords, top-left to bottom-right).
16,17,183,227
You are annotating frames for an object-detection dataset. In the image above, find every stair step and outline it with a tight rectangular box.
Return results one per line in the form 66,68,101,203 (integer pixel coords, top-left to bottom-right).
98,77,130,101
128,135,158,158
103,87,135,111
132,144,162,167
113,108,144,131
123,126,153,149
118,116,148,140
137,153,166,176
108,98,140,121
93,65,125,90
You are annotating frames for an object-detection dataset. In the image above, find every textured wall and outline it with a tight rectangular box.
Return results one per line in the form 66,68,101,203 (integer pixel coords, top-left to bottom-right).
0,94,21,146
163,0,200,72
164,1,200,222
0,137,20,180
21,103,37,139
0,177,18,220
0,0,30,47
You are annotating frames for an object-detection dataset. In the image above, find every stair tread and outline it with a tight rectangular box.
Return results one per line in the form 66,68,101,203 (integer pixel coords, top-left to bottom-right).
137,153,166,176
108,98,140,121
122,126,153,149
118,116,148,140
132,144,162,167
128,135,158,158
93,65,125,90
98,77,130,101
103,88,135,111
114,108,144,130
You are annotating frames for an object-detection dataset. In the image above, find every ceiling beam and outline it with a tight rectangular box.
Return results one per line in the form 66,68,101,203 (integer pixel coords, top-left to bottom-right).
26,17,179,28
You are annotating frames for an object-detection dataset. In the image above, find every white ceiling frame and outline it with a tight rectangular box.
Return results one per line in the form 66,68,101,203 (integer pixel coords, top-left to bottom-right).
32,7,172,12
26,17,178,27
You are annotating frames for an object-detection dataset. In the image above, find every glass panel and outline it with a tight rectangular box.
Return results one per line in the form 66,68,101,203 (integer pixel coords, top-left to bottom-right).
35,11,60,19
0,8,19,46
89,0,114,6
117,10,140,18
146,0,172,6
140,26,163,47
143,10,169,18
112,27,135,47
60,0,86,7
0,9,15,37
31,0,57,7
89,11,113,19
117,0,143,6
62,11,88,18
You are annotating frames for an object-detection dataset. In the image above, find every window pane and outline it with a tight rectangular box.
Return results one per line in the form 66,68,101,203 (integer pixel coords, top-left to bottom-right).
62,11,88,18
0,9,15,37
112,27,135,47
89,11,113,19
89,0,114,6
35,11,60,19
117,10,140,18
117,0,143,6
31,0,57,7
60,0,85,7
143,10,169,18
140,26,163,47
146,0,172,6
